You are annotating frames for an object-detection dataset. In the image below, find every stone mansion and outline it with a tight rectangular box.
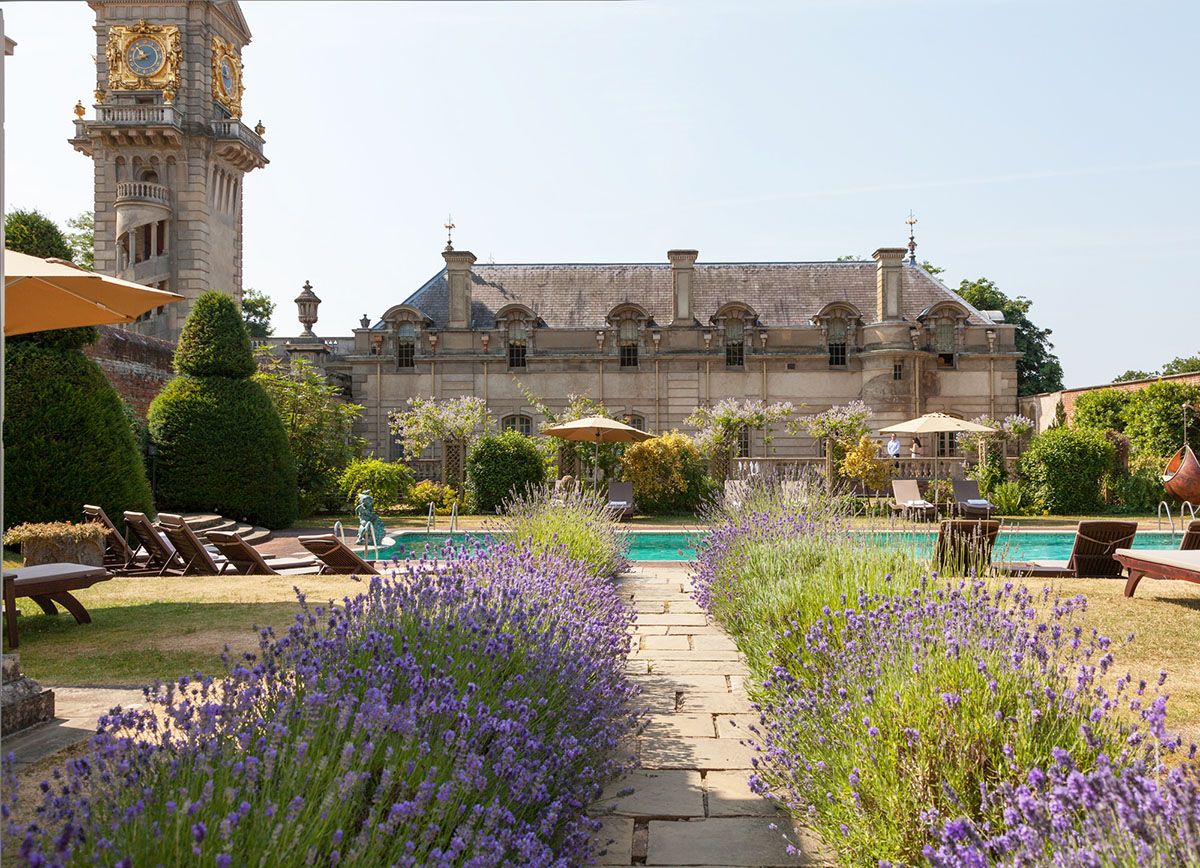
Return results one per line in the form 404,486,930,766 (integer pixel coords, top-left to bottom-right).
273,245,1021,463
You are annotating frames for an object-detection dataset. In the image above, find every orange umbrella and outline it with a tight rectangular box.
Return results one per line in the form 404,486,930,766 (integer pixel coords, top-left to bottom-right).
4,249,184,336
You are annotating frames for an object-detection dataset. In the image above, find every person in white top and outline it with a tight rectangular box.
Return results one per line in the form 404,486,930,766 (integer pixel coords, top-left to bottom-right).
886,433,901,466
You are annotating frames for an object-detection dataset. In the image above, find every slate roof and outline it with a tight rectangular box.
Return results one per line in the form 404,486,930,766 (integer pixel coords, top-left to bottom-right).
395,261,990,330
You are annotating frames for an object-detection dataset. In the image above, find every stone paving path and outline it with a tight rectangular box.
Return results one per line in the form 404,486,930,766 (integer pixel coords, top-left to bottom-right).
591,564,829,867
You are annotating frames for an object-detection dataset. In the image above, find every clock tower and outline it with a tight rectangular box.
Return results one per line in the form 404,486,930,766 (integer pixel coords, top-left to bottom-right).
69,0,267,340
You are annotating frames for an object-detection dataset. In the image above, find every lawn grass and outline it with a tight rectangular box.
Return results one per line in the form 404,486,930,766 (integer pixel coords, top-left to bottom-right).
8,574,365,687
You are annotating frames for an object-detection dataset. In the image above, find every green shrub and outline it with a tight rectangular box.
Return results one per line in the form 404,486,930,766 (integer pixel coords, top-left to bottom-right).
1119,453,1166,512
3,339,153,532
496,485,628,577
406,480,459,515
466,431,547,514
1018,427,1115,514
988,480,1026,515
148,292,297,529
338,458,414,512
1120,380,1200,458
621,431,712,514
1072,388,1130,433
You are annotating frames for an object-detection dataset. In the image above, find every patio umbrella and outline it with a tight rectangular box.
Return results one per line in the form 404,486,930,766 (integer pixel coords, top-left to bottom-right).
879,413,997,504
4,249,184,336
541,415,654,484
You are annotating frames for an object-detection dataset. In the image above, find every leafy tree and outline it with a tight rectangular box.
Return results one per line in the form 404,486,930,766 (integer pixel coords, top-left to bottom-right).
839,434,892,493
1120,380,1200,458
255,350,363,516
1072,389,1130,433
835,254,862,261
685,398,795,481
466,430,547,514
919,260,945,278
337,458,414,512
242,287,276,338
1162,354,1200,376
5,208,73,261
4,329,153,531
955,277,1063,396
1018,427,1114,514
1113,370,1153,383
149,291,298,528
388,396,492,492
65,211,95,270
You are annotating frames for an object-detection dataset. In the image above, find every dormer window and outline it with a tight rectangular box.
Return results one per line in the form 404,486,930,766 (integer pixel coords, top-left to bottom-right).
619,319,639,368
935,318,955,368
397,322,416,369
827,318,848,367
725,317,745,368
508,322,528,369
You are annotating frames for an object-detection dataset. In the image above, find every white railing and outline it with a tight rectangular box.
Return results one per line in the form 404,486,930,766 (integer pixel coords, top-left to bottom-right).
116,180,171,206
97,104,181,125
448,501,458,533
426,502,436,534
731,455,987,481
1158,502,1176,535
211,120,265,153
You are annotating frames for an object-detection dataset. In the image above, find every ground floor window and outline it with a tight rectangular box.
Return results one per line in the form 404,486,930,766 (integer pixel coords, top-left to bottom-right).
736,425,751,458
502,414,533,436
937,431,959,457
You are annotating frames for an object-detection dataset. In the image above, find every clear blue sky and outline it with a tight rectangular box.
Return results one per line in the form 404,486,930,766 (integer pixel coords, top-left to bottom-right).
5,0,1197,388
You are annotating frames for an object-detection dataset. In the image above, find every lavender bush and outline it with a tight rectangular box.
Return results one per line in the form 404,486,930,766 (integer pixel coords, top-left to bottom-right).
497,484,628,577
5,542,639,866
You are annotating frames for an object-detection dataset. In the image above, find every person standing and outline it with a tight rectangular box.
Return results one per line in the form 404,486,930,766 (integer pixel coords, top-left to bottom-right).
910,436,923,459
886,433,901,466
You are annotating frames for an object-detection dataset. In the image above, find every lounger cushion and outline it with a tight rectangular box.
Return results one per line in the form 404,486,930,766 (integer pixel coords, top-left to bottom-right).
1114,549,1200,572
967,499,991,507
4,563,109,584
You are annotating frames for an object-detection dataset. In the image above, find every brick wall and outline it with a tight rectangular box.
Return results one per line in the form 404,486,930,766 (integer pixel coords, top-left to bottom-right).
83,325,175,417
1022,371,1200,432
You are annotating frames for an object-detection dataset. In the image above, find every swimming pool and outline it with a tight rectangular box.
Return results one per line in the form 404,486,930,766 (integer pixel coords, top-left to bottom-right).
379,529,1180,563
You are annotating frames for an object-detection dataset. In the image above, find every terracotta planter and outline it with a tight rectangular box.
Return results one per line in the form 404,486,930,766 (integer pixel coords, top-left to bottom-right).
19,536,105,568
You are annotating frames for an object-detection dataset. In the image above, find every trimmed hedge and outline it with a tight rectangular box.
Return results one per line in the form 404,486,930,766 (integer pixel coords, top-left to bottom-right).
466,431,546,514
172,291,256,378
148,292,297,529
1018,427,1115,514
621,431,712,514
337,458,414,512
3,339,153,531
1072,388,1130,433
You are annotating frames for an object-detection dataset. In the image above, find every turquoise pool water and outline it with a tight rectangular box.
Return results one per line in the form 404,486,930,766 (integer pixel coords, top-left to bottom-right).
379,529,1180,563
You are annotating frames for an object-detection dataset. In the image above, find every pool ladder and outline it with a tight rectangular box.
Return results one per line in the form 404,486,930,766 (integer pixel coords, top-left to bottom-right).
333,519,381,561
425,501,458,535
1157,500,1198,536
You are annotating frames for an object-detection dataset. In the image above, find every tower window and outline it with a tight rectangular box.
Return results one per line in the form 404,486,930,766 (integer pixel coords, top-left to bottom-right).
725,318,745,368
502,414,533,436
827,318,848,367
893,362,903,381
397,323,416,369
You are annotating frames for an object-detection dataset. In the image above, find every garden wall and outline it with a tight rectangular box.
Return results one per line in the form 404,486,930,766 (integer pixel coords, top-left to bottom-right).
1023,371,1200,432
82,325,175,417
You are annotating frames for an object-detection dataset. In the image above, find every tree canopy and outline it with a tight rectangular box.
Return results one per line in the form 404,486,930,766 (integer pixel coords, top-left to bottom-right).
5,208,74,261
65,211,95,270
1114,354,1200,382
955,277,1063,396
242,287,276,338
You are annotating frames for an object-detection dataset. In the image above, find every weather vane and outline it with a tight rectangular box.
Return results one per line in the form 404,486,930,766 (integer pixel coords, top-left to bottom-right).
905,211,918,264
444,214,455,252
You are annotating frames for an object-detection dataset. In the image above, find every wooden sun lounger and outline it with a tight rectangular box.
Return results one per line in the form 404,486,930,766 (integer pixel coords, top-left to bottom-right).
890,479,937,521
1115,549,1200,598
123,511,186,575
83,504,156,574
606,481,635,521
998,520,1138,578
156,513,233,575
1182,520,1200,551
3,563,111,649
951,479,996,519
207,531,320,576
933,519,1000,576
298,535,380,575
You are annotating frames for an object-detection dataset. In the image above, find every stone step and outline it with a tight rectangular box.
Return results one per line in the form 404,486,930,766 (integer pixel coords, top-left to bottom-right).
179,513,272,544
178,512,223,531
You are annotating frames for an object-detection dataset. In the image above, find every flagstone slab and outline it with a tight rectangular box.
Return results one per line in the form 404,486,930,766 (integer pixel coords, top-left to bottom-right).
642,675,730,693
646,817,825,865
640,735,756,770
641,634,692,651
667,624,726,635
592,816,635,865
666,599,705,613
642,713,717,739
635,600,668,614
715,714,760,739
630,625,670,635
634,649,744,662
596,769,705,818
704,770,779,817
677,692,754,714
637,613,710,626
691,634,739,651
647,660,749,677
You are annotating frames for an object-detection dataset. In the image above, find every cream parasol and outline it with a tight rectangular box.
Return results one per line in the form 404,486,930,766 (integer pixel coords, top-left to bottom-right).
879,413,997,503
4,249,184,336
541,415,654,484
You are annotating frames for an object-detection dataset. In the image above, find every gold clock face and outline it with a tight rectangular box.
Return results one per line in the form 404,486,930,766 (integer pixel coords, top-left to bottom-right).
127,37,166,77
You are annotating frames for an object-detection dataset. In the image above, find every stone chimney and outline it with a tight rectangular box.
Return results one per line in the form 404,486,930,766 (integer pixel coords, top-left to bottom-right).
444,249,477,328
668,249,699,325
873,247,906,321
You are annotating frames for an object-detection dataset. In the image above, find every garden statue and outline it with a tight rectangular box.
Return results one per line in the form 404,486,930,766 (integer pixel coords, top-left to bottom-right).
355,490,387,546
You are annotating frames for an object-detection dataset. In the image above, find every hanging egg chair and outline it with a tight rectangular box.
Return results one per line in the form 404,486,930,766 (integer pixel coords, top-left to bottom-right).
1163,404,1200,502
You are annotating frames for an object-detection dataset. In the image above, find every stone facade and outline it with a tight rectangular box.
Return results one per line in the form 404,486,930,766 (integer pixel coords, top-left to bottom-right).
69,0,267,341
271,246,1021,463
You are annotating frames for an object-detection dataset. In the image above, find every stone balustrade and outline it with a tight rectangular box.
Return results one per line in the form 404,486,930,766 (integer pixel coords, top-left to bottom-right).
115,180,171,206
95,104,181,126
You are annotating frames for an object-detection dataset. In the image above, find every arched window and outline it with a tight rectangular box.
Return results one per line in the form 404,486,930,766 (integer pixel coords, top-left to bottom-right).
725,317,745,368
507,322,528,369
502,414,533,436
812,303,862,368
625,414,646,431
607,303,650,370
827,317,848,367
917,302,968,370
619,319,639,368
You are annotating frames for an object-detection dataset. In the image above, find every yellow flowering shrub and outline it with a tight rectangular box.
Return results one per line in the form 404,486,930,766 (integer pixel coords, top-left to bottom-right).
621,431,713,515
